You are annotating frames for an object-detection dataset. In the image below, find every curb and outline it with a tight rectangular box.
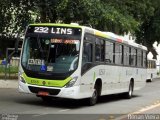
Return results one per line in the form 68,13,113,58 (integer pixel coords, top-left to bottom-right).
0,79,18,88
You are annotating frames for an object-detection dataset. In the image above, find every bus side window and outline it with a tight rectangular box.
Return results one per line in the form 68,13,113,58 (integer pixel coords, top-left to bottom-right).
81,42,93,74
124,46,129,66
95,38,101,61
115,44,122,65
82,42,92,66
137,49,142,67
143,51,147,68
130,48,136,66
105,41,114,63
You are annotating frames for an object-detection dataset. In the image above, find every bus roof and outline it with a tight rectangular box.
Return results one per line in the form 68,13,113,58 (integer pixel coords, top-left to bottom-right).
29,23,147,51
29,23,82,28
82,26,147,51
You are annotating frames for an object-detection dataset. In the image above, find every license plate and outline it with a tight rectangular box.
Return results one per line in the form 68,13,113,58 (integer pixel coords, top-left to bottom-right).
37,91,49,96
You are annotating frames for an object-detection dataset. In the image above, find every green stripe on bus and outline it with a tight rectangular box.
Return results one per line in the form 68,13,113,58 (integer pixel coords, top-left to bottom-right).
95,31,110,38
29,23,82,28
22,73,72,87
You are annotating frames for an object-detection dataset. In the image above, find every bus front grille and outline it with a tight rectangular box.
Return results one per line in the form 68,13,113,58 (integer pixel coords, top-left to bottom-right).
28,86,60,95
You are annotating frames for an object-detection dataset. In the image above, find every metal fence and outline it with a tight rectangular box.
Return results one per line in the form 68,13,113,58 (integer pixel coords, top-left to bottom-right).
0,58,19,80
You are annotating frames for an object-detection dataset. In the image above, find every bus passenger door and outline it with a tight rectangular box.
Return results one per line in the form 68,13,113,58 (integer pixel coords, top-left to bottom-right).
80,40,94,97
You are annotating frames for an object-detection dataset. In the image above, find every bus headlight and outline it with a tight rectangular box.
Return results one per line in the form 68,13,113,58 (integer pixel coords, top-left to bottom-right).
19,72,26,83
65,77,78,88
19,75,26,83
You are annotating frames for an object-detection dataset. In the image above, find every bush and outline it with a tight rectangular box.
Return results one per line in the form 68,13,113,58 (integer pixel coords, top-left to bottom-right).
0,65,18,74
0,65,18,79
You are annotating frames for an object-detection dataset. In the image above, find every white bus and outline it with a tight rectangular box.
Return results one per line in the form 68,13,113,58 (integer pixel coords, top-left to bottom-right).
18,23,147,105
147,59,157,82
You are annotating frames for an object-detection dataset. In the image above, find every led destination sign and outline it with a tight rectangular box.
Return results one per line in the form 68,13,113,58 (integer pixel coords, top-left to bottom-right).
27,26,81,35
34,27,72,34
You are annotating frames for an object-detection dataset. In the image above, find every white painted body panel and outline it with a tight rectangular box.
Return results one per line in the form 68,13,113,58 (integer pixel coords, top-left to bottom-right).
19,64,146,99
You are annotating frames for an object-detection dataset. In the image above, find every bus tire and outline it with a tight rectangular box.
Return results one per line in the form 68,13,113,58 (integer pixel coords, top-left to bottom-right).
150,74,153,82
124,81,134,99
147,74,153,82
88,86,98,106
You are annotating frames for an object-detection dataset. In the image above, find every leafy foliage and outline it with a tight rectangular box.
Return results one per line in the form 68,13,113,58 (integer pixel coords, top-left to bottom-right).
0,0,160,58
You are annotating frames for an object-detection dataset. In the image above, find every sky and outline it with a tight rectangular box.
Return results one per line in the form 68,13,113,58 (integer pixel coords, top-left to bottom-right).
150,42,160,62
151,42,160,72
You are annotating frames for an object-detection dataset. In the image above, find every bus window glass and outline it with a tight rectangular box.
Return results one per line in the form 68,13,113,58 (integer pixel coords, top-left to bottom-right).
130,48,136,66
95,38,101,61
124,46,129,65
137,49,142,67
105,41,114,63
143,51,147,68
101,40,105,62
95,38,104,62
115,44,122,65
22,27,81,74
141,51,143,67
82,42,92,66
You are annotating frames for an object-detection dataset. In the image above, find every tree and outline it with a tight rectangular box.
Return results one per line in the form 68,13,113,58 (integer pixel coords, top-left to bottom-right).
54,0,139,34
135,0,160,59
0,0,35,37
0,0,34,58
0,0,160,59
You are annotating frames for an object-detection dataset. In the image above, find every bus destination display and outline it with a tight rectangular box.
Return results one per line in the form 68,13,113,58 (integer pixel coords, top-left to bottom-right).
27,26,81,35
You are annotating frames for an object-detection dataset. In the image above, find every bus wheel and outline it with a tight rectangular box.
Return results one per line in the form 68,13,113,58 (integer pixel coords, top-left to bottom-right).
124,81,134,99
88,87,98,106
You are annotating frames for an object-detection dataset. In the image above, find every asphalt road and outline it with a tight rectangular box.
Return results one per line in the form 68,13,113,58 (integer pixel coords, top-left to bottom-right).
0,78,160,120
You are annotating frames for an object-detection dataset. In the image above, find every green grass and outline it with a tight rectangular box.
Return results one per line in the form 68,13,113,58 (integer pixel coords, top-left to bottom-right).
0,65,18,74
0,65,18,79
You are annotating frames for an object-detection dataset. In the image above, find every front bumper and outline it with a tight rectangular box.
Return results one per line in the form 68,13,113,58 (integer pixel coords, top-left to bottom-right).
18,81,82,99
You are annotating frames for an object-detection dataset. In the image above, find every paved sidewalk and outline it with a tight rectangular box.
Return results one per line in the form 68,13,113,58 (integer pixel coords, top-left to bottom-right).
0,79,18,88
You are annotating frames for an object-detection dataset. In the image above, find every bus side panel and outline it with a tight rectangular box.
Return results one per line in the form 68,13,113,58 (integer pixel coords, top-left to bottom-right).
80,65,147,98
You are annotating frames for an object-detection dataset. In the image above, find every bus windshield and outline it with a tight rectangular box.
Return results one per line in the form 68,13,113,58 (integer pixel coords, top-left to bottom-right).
22,28,81,74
